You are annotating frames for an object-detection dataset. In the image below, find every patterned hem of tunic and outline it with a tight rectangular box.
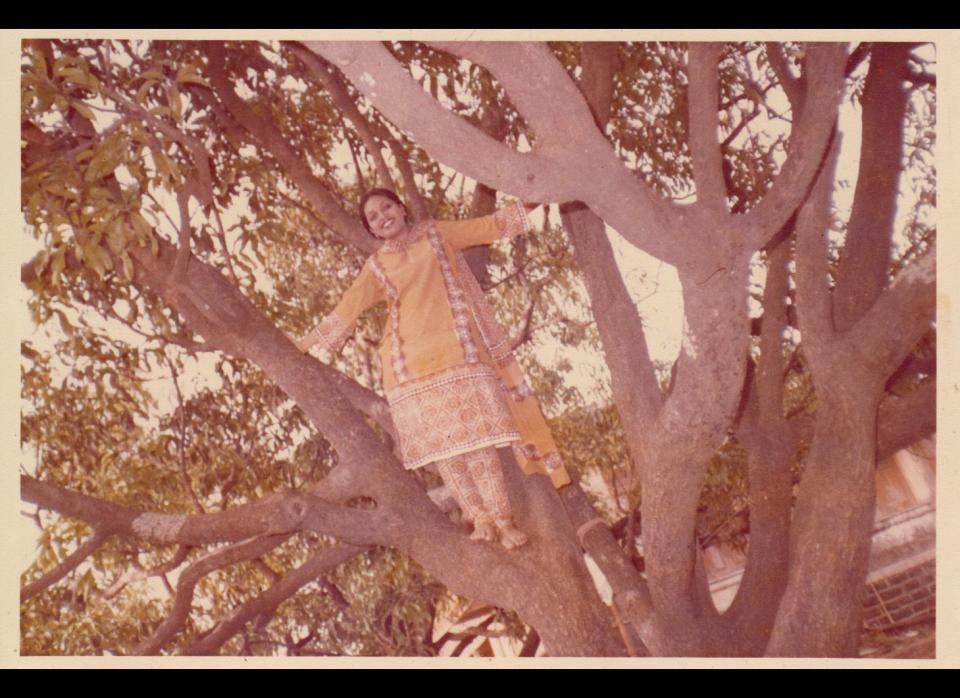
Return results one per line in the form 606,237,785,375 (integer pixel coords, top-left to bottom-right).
386,364,521,470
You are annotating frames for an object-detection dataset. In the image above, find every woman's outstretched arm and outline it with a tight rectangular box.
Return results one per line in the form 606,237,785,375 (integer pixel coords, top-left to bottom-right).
296,259,382,354
435,201,540,249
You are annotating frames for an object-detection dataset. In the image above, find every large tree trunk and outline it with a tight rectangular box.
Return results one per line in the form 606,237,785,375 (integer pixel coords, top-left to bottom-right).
721,237,797,655
637,263,754,656
766,367,882,656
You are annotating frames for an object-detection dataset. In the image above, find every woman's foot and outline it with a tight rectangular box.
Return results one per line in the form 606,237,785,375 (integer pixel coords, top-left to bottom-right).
495,520,528,550
470,518,498,542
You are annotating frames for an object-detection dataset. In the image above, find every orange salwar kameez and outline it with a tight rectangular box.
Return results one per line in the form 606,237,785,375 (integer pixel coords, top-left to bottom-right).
304,203,571,489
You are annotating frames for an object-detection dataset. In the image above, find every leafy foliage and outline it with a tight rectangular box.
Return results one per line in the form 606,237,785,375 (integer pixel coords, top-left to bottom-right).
20,38,936,657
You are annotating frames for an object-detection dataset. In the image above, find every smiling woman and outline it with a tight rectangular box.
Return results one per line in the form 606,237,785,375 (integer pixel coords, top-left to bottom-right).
295,188,571,549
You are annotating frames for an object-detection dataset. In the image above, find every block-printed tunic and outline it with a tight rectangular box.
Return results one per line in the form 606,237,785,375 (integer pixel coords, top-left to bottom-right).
304,203,571,487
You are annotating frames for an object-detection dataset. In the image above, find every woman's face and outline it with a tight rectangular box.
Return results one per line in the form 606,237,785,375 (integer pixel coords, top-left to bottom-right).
363,195,408,239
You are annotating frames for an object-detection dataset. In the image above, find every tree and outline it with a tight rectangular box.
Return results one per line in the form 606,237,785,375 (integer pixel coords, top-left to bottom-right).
20,38,935,657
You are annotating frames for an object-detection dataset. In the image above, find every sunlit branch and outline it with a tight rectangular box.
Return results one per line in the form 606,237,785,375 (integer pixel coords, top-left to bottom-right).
20,474,401,549
744,43,848,248
687,43,727,214
792,137,841,356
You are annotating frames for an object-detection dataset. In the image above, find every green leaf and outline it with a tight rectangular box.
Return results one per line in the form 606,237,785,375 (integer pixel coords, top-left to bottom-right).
167,84,182,121
107,218,127,254
130,211,152,241
120,250,134,281
176,64,209,87
54,309,72,335
59,67,91,89
135,79,157,106
50,249,66,285
70,100,96,122
33,49,48,77
52,55,81,77
32,250,49,278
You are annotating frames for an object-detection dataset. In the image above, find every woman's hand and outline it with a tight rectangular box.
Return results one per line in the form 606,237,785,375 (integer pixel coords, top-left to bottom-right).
293,335,313,353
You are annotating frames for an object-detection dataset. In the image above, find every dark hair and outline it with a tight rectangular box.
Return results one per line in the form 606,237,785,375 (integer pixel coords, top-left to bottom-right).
358,188,409,234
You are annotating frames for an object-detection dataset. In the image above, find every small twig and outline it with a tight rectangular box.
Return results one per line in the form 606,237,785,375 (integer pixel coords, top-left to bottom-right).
173,183,195,280
144,190,181,235
99,545,190,599
698,502,748,549
721,102,761,150
21,529,110,603
183,543,363,655
341,117,368,192
134,534,291,655
164,351,205,513
211,205,241,287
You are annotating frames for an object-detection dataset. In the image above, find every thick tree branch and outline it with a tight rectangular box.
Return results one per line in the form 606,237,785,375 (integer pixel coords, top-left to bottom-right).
744,43,848,248
428,42,606,159
849,242,935,379
832,43,912,332
579,42,619,131
764,42,804,113
562,205,662,424
845,43,872,77
286,43,396,192
20,475,401,548
687,43,727,214
20,530,110,603
183,543,365,655
203,43,375,254
793,137,842,358
306,42,574,200
134,534,290,655
309,41,688,265
722,237,798,654
877,380,935,461
559,482,656,655
428,40,683,260
122,235,401,472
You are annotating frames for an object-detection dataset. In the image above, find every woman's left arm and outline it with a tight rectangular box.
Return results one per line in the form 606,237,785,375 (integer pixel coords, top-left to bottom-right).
435,201,537,249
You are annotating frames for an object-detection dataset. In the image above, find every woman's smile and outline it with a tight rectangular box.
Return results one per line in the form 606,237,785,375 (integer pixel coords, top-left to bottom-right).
363,195,409,239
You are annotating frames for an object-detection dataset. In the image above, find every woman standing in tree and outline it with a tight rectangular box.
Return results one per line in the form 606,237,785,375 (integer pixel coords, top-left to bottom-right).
295,189,571,549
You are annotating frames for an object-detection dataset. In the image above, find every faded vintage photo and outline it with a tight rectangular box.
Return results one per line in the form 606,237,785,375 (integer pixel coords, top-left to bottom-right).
16,33,940,662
